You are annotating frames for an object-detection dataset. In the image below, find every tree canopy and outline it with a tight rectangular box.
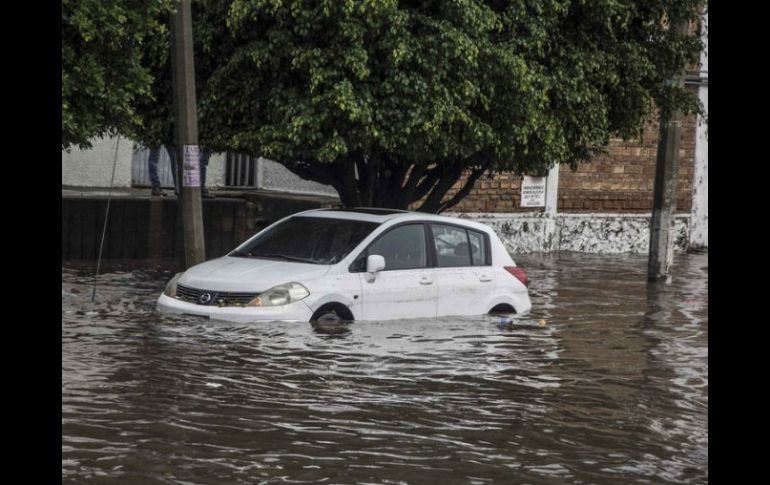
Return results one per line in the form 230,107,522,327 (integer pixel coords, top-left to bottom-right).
198,0,704,211
66,0,704,212
62,0,171,150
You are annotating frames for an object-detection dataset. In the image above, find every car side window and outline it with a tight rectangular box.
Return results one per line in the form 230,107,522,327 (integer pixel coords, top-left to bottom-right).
468,230,487,266
432,224,472,267
367,224,427,271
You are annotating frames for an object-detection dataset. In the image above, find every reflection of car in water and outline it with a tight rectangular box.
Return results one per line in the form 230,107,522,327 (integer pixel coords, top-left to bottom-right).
157,208,531,323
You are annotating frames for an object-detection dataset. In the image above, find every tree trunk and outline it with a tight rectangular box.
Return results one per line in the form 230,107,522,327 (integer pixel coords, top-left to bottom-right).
282,156,486,214
416,161,465,213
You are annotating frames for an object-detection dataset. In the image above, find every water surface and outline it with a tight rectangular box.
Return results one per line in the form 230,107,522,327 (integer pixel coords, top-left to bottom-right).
62,253,708,484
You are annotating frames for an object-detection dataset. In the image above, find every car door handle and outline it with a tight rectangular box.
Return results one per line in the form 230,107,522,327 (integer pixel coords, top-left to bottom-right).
419,277,434,285
478,274,492,282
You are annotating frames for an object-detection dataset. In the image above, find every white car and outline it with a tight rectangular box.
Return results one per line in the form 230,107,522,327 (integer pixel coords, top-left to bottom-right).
157,208,531,323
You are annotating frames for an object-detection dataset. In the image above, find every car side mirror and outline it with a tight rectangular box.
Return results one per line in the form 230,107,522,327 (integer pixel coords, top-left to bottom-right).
366,254,386,273
365,255,386,282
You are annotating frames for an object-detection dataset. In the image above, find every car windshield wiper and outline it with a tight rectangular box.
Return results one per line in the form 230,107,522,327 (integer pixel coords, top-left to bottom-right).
250,253,319,264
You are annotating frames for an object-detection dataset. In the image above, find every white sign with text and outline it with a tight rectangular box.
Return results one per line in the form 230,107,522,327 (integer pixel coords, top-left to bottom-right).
182,145,201,187
521,176,546,207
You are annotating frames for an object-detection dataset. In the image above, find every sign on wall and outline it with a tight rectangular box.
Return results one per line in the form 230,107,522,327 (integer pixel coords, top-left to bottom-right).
521,176,546,207
183,145,201,187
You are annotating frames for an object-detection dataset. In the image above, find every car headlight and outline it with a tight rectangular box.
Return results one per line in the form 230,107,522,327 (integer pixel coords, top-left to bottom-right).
247,282,309,307
163,273,184,297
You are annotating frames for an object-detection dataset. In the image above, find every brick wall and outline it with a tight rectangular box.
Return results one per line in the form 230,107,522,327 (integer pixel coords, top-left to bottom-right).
446,114,697,214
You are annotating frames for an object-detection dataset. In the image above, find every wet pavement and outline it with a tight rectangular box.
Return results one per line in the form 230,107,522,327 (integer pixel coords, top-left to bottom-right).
62,252,708,484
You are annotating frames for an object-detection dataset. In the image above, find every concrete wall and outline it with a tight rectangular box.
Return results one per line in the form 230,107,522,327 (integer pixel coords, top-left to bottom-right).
259,158,338,196
452,212,691,255
61,137,336,197
62,136,134,188
62,138,703,255
62,196,255,261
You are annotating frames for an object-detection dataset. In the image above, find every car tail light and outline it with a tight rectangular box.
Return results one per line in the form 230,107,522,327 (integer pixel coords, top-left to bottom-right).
504,266,529,287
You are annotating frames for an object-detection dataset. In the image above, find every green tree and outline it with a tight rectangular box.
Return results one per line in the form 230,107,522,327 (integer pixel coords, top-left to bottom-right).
62,0,171,149
128,0,234,149
145,0,705,212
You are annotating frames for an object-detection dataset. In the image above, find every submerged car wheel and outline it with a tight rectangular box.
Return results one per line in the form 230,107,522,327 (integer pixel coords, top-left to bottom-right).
315,310,342,323
488,303,516,316
310,303,354,323
310,304,354,336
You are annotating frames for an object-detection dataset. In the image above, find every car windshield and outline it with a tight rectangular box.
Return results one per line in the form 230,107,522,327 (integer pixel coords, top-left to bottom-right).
230,216,379,265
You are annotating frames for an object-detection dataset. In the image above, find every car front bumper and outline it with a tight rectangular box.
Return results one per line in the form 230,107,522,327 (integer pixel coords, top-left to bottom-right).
156,293,314,323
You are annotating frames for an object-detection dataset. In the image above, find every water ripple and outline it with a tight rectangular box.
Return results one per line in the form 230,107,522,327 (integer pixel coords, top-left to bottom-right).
63,253,708,484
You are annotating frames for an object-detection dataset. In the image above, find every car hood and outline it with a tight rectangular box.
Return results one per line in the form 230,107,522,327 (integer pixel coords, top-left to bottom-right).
178,256,331,292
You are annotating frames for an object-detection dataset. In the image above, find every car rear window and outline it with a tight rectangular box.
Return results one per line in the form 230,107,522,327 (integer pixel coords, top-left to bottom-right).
230,217,380,265
431,223,489,267
467,229,487,266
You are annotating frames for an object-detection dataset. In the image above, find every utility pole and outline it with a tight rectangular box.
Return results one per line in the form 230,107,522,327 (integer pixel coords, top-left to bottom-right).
544,165,560,252
647,19,690,282
170,0,205,268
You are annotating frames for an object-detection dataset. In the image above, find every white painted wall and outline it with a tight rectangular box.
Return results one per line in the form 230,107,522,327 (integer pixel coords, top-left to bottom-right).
61,135,339,194
63,137,231,189
61,136,134,188
207,153,227,188
451,212,691,255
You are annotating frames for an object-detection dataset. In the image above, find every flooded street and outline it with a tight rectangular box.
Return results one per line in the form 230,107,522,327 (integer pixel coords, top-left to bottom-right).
62,253,708,484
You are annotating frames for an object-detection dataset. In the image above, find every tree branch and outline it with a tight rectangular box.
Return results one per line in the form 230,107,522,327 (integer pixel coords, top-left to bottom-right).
412,164,443,203
398,163,426,208
384,162,408,208
417,161,464,213
342,159,362,207
362,153,379,207
436,166,486,213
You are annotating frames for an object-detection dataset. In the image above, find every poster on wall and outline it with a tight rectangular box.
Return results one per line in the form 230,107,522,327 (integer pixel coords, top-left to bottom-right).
183,145,201,187
521,176,546,207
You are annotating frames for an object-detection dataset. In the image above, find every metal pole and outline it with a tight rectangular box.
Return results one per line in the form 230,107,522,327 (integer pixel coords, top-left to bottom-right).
648,20,689,281
170,0,205,268
91,135,121,302
689,11,708,251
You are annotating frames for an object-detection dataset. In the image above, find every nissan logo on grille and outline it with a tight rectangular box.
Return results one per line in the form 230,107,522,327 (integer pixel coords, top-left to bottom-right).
176,284,259,306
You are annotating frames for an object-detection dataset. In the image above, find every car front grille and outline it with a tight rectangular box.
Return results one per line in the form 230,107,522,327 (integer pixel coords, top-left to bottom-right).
176,283,260,307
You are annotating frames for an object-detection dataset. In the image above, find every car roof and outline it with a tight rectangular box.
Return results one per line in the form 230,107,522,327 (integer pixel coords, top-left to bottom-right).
297,207,492,231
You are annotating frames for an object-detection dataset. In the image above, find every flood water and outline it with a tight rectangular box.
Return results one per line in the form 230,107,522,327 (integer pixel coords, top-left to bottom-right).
62,252,708,484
